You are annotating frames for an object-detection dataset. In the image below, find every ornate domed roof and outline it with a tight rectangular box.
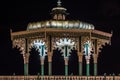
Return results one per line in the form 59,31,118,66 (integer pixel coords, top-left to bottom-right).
27,20,94,30
27,0,95,30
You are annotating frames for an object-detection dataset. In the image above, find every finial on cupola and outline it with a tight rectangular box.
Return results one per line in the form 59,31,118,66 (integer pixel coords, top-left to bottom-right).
57,0,62,6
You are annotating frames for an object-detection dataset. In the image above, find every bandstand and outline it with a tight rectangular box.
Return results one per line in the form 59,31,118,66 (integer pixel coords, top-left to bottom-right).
4,0,117,80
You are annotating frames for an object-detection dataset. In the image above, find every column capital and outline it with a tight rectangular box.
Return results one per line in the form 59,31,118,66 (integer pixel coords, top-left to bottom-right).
93,54,98,57
78,52,83,62
40,57,45,65
64,57,69,65
85,56,90,64
86,59,90,64
93,54,98,63
78,52,83,56
23,53,30,64
48,52,53,62
47,52,53,56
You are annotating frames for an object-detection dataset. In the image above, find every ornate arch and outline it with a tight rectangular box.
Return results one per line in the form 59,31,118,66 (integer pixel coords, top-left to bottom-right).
30,38,48,58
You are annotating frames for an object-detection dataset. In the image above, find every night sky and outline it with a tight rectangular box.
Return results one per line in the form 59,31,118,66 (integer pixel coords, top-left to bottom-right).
0,0,120,75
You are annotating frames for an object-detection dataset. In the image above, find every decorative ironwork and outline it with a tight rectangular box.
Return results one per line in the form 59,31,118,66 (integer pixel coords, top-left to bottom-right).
84,40,92,57
97,39,110,53
31,39,47,58
13,38,26,54
55,38,75,58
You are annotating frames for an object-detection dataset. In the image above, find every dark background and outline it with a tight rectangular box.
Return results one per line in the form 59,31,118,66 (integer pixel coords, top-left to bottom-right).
0,0,120,75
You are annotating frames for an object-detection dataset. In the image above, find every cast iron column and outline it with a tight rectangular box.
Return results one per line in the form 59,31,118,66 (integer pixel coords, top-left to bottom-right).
23,53,29,76
86,57,90,76
93,54,98,76
64,57,68,76
93,39,98,76
40,57,44,76
78,53,83,76
48,52,52,75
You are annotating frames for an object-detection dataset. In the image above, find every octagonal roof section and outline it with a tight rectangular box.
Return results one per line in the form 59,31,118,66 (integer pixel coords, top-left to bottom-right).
27,20,95,30
27,0,95,30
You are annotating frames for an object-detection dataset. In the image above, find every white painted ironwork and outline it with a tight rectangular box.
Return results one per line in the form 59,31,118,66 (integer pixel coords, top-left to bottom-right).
32,40,47,58
55,38,75,58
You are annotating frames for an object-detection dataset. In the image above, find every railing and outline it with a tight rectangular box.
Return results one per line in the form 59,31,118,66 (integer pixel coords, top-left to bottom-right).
0,76,120,80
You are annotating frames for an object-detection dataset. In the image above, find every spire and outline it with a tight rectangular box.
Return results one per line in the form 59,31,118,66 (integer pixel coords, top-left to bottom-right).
57,0,62,7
